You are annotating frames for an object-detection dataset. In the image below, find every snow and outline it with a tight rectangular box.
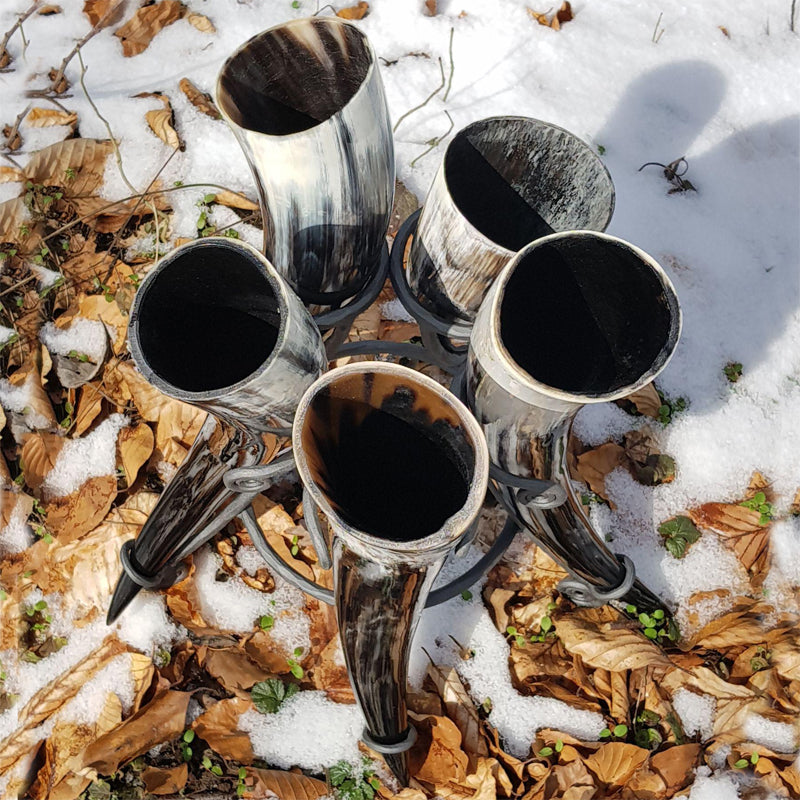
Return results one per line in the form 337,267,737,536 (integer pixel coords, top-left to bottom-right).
240,691,364,772
42,414,128,498
0,0,797,790
743,715,798,754
40,318,109,362
672,689,716,741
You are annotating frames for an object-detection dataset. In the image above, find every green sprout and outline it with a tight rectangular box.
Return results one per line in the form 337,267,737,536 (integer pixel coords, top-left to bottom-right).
251,678,299,714
740,492,775,526
329,758,380,800
723,362,743,383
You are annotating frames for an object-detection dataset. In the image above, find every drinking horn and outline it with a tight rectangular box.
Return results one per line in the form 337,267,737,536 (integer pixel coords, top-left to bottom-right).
216,17,395,307
292,362,489,784
466,231,681,611
106,238,326,623
408,117,615,326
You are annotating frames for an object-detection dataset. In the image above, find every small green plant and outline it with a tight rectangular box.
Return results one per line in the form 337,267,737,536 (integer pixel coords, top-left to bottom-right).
506,625,525,647
21,600,66,662
599,724,629,740
657,390,687,425
91,277,115,303
181,728,195,761
529,614,555,644
237,766,248,797
581,490,606,507
287,647,305,679
734,752,759,769
740,492,775,526
633,709,663,750
597,144,606,155
252,678,299,713
64,166,76,181
292,0,301,7
724,362,743,383
624,604,679,642
290,534,300,556
460,589,473,601
329,758,380,800
750,645,771,672
658,515,702,559
201,754,224,776
259,614,274,630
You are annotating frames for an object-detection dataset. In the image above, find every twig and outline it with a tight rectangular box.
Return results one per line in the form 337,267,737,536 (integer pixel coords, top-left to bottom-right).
3,103,31,151
442,27,455,102
47,0,123,95
651,11,664,43
410,110,453,168
0,274,36,298
792,0,797,32
314,3,337,15
0,1,40,65
392,57,445,133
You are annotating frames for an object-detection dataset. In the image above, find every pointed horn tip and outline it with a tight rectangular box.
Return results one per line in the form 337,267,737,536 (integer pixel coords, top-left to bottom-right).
106,572,142,625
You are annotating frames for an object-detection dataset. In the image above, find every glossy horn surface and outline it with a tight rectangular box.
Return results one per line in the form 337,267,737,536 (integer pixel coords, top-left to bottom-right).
107,238,326,623
217,17,395,303
467,231,681,610
292,362,488,783
408,117,615,325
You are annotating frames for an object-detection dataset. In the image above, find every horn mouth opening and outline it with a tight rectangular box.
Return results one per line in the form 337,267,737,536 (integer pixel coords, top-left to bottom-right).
442,117,615,252
217,17,373,136
496,231,681,399
293,363,488,552
129,238,285,398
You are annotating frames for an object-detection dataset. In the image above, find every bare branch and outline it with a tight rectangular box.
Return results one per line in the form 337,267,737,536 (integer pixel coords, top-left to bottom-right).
0,1,40,67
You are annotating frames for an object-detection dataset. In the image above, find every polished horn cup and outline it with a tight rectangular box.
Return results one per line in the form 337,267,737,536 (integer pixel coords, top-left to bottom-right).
467,231,681,611
107,237,326,623
292,362,488,784
217,17,395,305
408,117,615,325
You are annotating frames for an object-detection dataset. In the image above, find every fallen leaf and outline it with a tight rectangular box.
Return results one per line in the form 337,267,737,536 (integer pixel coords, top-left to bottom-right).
244,768,328,800
115,0,186,57
21,432,64,492
83,690,191,774
25,108,77,128
178,77,221,120
8,349,58,430
771,639,800,682
201,648,269,695
192,697,255,763
388,180,420,239
555,1,573,24
585,742,649,786
424,0,437,16
650,743,701,793
337,1,369,20
574,442,626,502
411,715,469,785
0,166,24,183
556,616,671,672
117,422,154,486
45,474,118,543
212,188,259,211
165,559,220,636
73,381,105,436
38,4,62,14
526,8,549,25
143,94,184,150
50,323,109,388
83,0,125,27
186,11,215,33
141,764,188,795
0,488,34,532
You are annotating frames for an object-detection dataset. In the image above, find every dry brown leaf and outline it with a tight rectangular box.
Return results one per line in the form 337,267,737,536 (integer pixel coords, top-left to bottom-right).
337,1,369,20
426,663,487,761
0,488,33,532
212,188,259,211
424,0,437,16
556,616,671,672
186,11,215,33
74,381,105,436
244,768,328,800
771,639,800,682
245,628,294,674
411,715,469,785
144,94,184,150
192,697,255,763
118,422,154,486
20,432,64,492
689,502,769,575
8,349,58,429
141,764,188,795
685,598,773,650
0,165,24,183
83,0,125,28
650,743,701,794
585,742,649,786
83,690,191,774
526,8,549,25
201,648,269,695
26,108,77,128
46,474,118,543
574,443,626,502
115,0,186,57
555,1,573,24
165,558,220,636
178,77,221,120
38,4,62,14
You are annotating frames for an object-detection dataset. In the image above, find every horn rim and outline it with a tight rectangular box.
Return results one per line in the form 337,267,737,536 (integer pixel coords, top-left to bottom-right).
128,237,292,404
292,361,489,557
479,229,682,406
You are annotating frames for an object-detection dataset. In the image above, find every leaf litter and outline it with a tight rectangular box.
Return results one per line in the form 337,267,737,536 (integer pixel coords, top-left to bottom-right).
0,4,798,800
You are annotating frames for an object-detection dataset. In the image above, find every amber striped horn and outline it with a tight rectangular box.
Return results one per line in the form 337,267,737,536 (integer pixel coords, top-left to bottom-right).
106,238,326,624
408,117,615,326
216,17,395,306
292,363,488,784
467,231,681,613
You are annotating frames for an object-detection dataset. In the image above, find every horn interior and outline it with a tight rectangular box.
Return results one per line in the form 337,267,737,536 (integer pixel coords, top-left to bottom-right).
301,373,474,541
218,19,371,136
444,118,614,251
135,243,280,392
499,236,674,395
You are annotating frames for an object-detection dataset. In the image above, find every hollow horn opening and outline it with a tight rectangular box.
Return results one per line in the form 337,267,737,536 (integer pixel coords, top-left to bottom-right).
217,18,372,136
134,240,281,393
444,117,615,251
499,234,678,396
300,371,477,543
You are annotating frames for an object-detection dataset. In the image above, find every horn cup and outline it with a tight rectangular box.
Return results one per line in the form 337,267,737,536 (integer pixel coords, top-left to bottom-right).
292,362,489,783
467,231,681,610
